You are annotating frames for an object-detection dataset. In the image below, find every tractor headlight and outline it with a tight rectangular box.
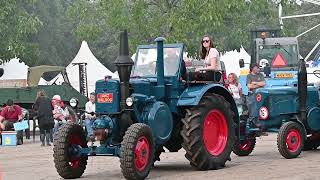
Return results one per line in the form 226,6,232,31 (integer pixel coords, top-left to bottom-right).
69,98,78,107
126,97,133,107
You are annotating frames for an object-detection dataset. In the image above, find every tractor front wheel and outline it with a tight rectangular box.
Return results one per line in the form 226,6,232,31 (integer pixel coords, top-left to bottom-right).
181,93,235,170
53,122,88,179
277,121,305,159
120,123,155,180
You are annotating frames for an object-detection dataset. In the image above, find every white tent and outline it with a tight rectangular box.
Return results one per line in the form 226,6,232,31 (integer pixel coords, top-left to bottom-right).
220,46,251,77
0,58,29,80
66,41,114,96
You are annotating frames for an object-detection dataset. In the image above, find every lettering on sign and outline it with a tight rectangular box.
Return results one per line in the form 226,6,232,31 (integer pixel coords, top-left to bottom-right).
275,73,294,78
97,93,113,103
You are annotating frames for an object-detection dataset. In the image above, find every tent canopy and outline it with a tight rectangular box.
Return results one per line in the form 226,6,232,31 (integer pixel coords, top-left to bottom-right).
66,41,114,95
28,65,66,86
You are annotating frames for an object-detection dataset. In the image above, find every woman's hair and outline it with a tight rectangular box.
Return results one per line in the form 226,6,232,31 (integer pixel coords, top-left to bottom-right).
37,89,46,98
200,35,214,59
228,73,239,86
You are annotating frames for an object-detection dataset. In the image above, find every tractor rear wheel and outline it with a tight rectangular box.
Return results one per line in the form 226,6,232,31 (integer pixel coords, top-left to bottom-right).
233,138,256,156
233,120,256,156
277,121,305,159
53,122,88,179
181,93,235,170
120,123,155,180
164,121,182,152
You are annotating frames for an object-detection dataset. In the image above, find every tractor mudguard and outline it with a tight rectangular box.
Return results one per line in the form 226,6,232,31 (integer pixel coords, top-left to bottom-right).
294,114,308,138
177,84,232,106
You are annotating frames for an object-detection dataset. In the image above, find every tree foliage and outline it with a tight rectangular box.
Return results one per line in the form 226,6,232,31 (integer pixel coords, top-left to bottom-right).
67,0,298,66
1,0,319,70
0,0,42,65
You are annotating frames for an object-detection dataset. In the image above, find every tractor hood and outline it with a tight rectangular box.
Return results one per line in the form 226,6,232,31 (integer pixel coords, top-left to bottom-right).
130,78,153,97
252,86,319,120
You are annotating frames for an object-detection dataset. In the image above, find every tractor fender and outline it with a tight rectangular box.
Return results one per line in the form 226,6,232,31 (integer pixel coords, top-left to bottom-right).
293,114,308,139
177,83,239,136
177,84,233,106
141,101,173,145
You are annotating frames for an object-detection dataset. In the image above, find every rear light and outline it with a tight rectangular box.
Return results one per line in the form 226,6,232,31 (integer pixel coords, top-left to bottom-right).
256,94,262,102
259,106,269,120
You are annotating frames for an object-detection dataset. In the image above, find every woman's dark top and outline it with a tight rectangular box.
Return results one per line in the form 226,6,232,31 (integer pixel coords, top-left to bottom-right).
34,96,54,129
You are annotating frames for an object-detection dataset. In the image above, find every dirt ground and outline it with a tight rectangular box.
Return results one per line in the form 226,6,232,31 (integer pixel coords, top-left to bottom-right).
1,133,320,180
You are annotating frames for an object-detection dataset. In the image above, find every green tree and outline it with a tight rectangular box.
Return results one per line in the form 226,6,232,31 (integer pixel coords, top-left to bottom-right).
0,0,42,65
68,0,296,70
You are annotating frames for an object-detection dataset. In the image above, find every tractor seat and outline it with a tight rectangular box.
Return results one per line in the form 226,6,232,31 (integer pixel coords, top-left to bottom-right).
187,70,222,82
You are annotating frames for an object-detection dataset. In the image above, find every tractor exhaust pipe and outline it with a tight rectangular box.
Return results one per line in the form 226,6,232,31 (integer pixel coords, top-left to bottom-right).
114,30,134,142
114,30,134,110
155,37,165,99
298,59,307,125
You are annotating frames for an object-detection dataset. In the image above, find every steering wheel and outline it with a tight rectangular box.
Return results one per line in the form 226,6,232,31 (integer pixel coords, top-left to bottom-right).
313,70,320,78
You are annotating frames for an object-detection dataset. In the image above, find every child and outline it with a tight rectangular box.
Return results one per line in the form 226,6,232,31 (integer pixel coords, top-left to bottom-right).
52,95,69,135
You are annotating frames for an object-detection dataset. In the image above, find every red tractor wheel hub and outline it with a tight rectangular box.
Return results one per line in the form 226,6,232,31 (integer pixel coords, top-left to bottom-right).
286,129,301,153
203,110,228,156
135,136,150,171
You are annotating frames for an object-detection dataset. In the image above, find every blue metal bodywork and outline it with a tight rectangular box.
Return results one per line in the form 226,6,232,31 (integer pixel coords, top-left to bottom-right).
240,71,298,96
95,79,120,113
248,86,320,133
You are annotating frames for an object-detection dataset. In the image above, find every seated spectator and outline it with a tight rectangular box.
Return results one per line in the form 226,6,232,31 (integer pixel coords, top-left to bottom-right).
227,73,244,114
0,99,24,145
84,92,96,141
52,95,69,135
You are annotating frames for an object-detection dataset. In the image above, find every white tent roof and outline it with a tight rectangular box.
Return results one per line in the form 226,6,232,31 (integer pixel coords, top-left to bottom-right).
66,41,114,96
0,58,29,80
220,46,251,77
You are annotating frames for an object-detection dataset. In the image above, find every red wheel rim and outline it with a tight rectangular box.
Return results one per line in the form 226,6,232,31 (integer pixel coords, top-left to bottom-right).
239,140,252,151
286,129,301,153
134,136,150,171
69,135,83,168
203,110,228,156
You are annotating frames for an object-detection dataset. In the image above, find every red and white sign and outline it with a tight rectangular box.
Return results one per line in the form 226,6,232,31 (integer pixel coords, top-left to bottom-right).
272,52,287,68
97,93,113,103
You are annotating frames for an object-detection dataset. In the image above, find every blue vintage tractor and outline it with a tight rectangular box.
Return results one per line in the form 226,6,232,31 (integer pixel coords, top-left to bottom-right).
234,29,320,158
53,31,239,179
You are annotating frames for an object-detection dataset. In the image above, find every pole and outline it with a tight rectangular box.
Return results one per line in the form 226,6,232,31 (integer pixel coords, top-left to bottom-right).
296,23,320,38
305,40,320,61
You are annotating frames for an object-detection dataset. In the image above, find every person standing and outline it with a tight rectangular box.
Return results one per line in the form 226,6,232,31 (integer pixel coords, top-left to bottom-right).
33,90,54,146
84,92,96,141
228,73,244,114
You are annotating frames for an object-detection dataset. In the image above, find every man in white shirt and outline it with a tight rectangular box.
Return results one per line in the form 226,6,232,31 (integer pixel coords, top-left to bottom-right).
84,92,96,141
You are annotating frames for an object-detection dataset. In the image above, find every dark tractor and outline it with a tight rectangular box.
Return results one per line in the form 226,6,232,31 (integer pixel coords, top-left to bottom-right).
234,29,320,159
53,31,239,179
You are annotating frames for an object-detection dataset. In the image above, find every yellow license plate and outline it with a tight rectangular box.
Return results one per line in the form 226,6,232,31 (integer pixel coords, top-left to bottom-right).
275,73,294,78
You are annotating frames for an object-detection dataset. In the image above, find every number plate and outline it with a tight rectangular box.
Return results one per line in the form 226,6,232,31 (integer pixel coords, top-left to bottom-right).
97,93,113,103
275,73,294,78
